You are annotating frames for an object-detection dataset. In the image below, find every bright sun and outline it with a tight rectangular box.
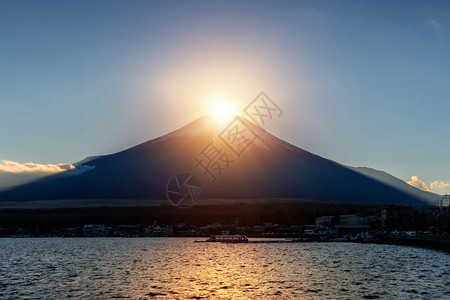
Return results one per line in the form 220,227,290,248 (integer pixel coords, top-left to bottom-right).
210,99,240,118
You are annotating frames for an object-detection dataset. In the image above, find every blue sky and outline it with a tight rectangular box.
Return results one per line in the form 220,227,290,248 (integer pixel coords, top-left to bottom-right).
1,0,449,194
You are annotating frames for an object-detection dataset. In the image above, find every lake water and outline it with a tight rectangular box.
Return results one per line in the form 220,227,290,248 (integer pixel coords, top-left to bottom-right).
0,238,448,299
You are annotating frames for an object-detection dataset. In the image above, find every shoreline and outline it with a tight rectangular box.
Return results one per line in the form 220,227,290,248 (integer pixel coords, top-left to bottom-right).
2,235,449,254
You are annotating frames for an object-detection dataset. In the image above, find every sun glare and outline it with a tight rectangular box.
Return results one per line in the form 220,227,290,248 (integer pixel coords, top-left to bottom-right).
210,98,240,119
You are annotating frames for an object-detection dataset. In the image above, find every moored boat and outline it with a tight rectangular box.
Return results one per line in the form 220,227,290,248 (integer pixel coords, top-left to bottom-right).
205,234,248,243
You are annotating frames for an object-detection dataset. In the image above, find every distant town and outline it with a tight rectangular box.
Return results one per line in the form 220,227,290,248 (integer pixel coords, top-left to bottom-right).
1,203,448,241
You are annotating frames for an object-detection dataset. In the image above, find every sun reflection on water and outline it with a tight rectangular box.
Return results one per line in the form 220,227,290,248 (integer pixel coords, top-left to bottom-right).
1,238,448,299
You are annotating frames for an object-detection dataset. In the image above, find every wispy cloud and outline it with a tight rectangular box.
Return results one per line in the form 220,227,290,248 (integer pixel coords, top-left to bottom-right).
429,19,441,30
0,160,94,175
407,176,450,192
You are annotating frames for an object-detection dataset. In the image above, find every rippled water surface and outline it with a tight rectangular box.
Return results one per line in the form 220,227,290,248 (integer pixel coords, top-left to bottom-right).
0,238,449,299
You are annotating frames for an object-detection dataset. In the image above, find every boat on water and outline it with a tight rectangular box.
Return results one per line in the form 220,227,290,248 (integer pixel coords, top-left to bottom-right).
204,234,249,243
195,236,315,243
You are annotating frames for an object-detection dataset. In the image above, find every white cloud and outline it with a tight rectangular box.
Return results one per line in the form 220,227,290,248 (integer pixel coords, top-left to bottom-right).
59,164,96,176
430,181,450,190
0,160,95,175
0,160,75,174
407,176,430,191
0,160,95,191
407,175,450,192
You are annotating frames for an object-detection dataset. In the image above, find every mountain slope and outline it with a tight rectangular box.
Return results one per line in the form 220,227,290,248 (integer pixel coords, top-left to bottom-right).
0,115,429,205
351,167,439,203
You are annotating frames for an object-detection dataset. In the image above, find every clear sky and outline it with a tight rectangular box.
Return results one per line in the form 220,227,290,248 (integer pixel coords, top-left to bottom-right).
1,0,449,194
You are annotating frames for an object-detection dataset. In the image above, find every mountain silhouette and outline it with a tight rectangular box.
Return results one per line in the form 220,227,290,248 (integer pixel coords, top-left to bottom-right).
0,115,431,205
